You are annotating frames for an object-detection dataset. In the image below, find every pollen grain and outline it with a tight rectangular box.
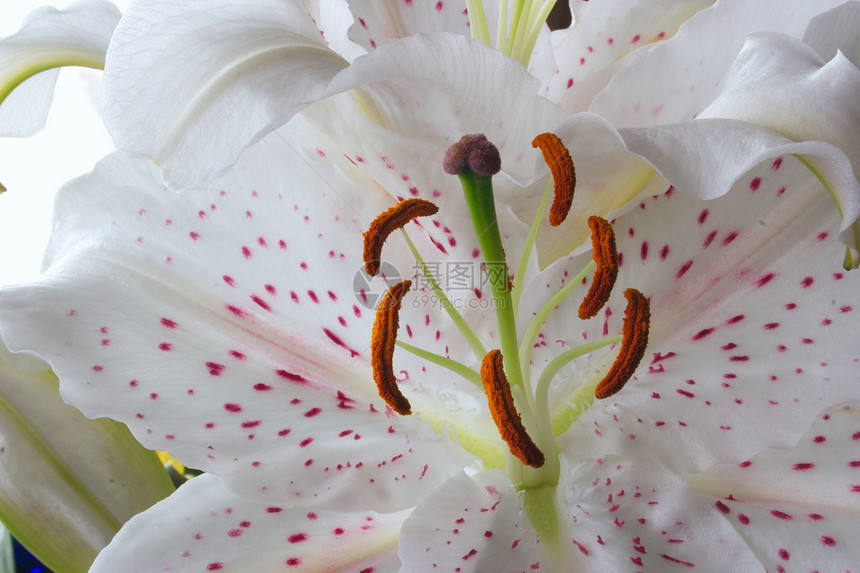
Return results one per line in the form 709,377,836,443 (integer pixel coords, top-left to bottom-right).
578,216,619,319
532,133,575,226
594,288,650,399
371,280,413,415
363,199,438,276
480,349,545,468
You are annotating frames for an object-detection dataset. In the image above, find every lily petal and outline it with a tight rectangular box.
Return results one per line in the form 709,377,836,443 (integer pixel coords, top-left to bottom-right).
0,341,173,572
685,402,860,571
92,472,406,572
697,32,860,199
530,103,860,264
617,120,859,255
399,461,763,571
398,470,541,572
101,0,350,190
0,0,120,137
555,453,763,570
104,4,567,193
321,33,565,185
546,0,711,110
803,0,860,68
0,138,472,513
346,0,470,53
344,0,557,86
523,2,860,264
286,33,562,266
590,0,851,127
302,0,366,62
530,154,860,473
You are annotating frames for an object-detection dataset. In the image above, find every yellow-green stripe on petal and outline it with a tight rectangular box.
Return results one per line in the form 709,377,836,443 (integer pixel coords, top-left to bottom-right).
0,1,120,137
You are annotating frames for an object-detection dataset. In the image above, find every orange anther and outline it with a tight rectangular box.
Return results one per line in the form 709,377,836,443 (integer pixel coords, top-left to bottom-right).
578,216,618,319
594,288,650,399
480,350,545,468
363,199,439,276
371,280,413,415
532,133,575,226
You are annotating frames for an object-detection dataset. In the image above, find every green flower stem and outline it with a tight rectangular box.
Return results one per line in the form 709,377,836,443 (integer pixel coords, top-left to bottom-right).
400,229,487,360
395,340,482,387
512,178,552,313
519,260,595,385
458,168,524,390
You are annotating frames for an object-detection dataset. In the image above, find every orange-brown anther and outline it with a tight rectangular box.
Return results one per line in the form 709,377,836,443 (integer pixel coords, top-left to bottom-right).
363,199,439,276
531,133,575,226
578,216,619,320
371,280,413,415
594,288,650,399
480,350,545,468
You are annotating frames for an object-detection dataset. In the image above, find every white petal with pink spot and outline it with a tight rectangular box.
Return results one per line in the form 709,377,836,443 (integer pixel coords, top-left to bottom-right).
530,155,860,474
1,138,472,512
91,473,406,572
687,403,860,572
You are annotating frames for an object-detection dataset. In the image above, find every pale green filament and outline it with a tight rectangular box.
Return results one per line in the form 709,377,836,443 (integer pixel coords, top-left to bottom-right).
506,0,526,55
519,260,596,386
400,228,488,359
395,340,482,388
535,337,622,428
469,0,558,67
523,336,619,493
517,0,558,63
465,0,491,45
512,178,552,313
495,0,509,51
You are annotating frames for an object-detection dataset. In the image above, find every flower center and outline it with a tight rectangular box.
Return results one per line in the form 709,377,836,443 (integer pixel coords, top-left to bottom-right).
361,131,650,487
362,132,649,542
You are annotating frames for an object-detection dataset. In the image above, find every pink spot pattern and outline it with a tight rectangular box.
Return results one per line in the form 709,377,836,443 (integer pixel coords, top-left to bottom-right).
116,474,404,570
3,34,858,570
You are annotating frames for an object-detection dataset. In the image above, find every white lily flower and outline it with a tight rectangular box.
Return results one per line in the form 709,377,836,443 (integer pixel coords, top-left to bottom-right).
0,340,174,572
0,0,120,137
1,113,858,568
0,0,857,571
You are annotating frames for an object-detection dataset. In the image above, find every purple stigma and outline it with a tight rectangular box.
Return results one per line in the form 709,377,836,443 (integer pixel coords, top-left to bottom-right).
443,134,501,177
